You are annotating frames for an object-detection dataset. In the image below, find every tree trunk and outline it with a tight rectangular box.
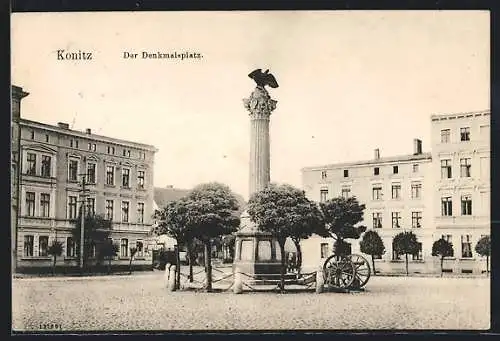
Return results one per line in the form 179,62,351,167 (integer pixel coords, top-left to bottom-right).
405,253,409,276
440,256,444,277
279,240,286,292
129,257,133,275
487,256,489,275
204,241,212,292
371,254,376,276
108,258,112,274
187,241,194,282
292,238,302,275
53,256,57,276
175,244,181,290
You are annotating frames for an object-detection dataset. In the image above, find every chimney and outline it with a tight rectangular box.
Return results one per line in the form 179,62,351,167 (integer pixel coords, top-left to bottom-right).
413,139,422,155
85,128,92,135
374,148,380,160
57,122,69,129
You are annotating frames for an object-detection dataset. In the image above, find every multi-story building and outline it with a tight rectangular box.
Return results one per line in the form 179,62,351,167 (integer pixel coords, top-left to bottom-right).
11,86,29,273
300,110,490,275
15,91,158,273
431,110,490,274
301,139,434,274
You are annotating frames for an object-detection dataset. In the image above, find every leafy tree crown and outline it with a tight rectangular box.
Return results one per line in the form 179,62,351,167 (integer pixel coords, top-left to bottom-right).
392,231,420,255
475,235,490,257
47,240,64,257
319,196,367,240
360,230,385,256
431,238,454,258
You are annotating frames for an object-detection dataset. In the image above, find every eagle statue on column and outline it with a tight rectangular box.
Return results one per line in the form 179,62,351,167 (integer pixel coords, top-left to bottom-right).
248,69,279,89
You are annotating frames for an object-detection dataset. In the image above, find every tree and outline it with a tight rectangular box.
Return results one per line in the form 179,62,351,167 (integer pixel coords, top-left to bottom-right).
431,238,454,277
71,213,113,271
393,231,420,275
319,197,367,256
185,182,241,292
475,235,490,275
359,230,385,275
247,183,323,291
128,247,138,275
99,241,119,274
153,199,194,289
47,240,63,275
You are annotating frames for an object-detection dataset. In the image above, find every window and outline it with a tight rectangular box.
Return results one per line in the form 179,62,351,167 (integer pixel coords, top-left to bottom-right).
391,212,401,228
70,139,74,148
412,164,419,173
392,240,401,260
107,146,115,154
40,193,50,217
441,197,453,216
441,159,452,179
137,170,145,189
441,235,454,257
411,183,422,199
121,201,129,222
139,151,146,160
441,129,451,143
66,237,76,257
120,238,129,257
460,158,471,177
372,186,382,200
24,235,34,257
257,240,272,261
374,167,380,175
25,192,35,216
39,236,49,256
461,195,472,215
372,213,382,228
320,189,328,203
136,241,144,257
321,170,327,179
105,200,114,220
393,166,398,174
123,149,131,157
460,127,470,141
343,169,349,177
86,198,95,216
26,153,36,175
391,184,401,199
122,168,130,188
240,240,253,261
106,165,115,185
30,130,34,139
68,159,78,181
41,155,51,177
461,235,472,258
411,212,422,228
86,163,96,183
88,143,96,151
75,140,79,148
68,196,77,219
45,134,49,143
137,203,145,224
341,187,350,199
412,242,423,261
127,150,131,157
320,243,329,258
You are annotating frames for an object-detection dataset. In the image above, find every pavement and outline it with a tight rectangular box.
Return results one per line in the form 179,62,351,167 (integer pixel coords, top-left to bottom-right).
12,269,490,331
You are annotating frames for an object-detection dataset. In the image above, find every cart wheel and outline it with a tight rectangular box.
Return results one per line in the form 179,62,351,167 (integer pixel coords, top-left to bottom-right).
323,255,355,289
346,254,371,289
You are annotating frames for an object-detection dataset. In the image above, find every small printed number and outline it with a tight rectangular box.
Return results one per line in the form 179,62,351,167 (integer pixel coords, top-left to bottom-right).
39,323,62,330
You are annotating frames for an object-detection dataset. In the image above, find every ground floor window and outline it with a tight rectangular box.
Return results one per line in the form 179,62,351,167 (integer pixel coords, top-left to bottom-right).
24,235,34,257
461,235,472,258
39,236,49,256
121,238,129,257
66,237,76,257
412,242,423,261
392,240,401,260
136,240,144,257
320,243,329,258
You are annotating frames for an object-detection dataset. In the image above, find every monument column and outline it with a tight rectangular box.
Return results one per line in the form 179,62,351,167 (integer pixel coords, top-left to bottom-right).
244,86,277,196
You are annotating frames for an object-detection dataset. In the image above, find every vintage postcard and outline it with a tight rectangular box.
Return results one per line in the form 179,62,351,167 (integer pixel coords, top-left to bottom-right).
11,10,490,332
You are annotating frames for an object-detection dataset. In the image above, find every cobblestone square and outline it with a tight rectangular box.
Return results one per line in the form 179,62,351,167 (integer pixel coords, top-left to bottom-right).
12,271,490,331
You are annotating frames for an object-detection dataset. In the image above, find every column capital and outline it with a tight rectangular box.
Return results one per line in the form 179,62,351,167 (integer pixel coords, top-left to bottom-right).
243,86,277,119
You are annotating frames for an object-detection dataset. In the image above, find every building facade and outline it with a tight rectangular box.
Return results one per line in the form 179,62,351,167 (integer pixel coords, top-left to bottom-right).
12,86,29,273
15,100,158,273
301,110,490,275
301,140,434,274
431,110,490,274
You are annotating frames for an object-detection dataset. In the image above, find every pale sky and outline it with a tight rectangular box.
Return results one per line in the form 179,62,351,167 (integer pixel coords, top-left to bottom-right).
11,11,490,200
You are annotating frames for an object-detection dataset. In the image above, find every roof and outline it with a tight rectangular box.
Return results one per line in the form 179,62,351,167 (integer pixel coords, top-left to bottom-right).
153,186,247,215
20,118,158,152
430,110,490,121
302,152,432,172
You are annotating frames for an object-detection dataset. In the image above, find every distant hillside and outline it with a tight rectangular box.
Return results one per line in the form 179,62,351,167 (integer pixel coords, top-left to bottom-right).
154,186,246,215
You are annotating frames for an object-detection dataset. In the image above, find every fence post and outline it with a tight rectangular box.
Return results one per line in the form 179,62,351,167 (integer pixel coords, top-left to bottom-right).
167,265,177,291
233,272,243,294
315,267,324,294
